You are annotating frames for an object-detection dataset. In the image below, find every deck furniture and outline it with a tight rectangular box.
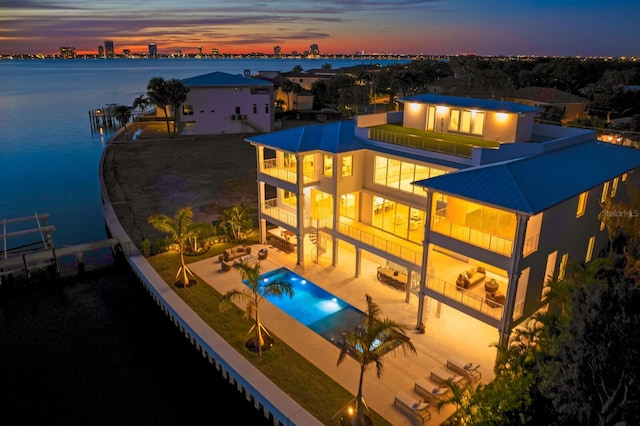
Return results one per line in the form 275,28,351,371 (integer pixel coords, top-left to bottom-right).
376,266,407,291
222,246,251,262
485,290,506,308
456,266,486,289
414,377,451,401
221,261,233,272
430,366,465,385
257,248,268,260
394,392,431,423
484,278,499,293
446,356,482,382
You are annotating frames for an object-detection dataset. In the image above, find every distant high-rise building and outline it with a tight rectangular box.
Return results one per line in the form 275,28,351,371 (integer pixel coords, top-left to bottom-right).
309,44,320,56
104,40,115,58
98,45,104,57
196,46,203,56
273,45,282,57
59,46,76,59
148,43,158,58
211,48,219,57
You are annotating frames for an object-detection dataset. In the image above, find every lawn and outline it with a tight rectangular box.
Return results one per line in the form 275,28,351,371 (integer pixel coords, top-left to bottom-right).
370,123,499,157
146,241,392,426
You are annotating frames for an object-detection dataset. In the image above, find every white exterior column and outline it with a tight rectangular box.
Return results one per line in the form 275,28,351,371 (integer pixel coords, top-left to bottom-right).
416,190,434,328
498,212,529,347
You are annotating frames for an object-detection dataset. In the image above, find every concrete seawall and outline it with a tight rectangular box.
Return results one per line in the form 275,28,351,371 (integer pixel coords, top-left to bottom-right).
98,128,322,426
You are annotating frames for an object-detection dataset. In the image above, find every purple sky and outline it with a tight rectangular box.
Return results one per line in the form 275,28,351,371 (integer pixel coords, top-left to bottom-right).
1,0,639,56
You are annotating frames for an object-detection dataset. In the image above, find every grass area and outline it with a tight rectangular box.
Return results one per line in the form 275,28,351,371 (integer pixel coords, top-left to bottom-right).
370,123,499,157
146,242,392,426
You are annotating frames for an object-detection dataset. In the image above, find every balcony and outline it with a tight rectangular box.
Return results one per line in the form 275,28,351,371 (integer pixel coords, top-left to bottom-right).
336,219,423,266
369,124,499,158
260,158,320,184
427,276,504,321
431,217,514,256
262,198,297,227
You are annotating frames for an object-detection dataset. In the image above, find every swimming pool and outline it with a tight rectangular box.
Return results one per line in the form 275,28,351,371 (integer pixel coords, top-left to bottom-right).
251,267,365,347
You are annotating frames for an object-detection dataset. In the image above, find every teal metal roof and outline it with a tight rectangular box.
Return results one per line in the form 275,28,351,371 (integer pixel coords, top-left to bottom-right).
181,71,272,87
246,120,366,153
414,141,640,214
399,94,542,115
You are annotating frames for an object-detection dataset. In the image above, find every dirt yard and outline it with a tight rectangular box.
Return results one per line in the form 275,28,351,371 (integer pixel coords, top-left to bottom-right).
102,119,317,248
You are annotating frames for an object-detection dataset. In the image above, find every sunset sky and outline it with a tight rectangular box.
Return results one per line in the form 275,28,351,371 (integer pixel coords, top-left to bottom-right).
1,0,639,57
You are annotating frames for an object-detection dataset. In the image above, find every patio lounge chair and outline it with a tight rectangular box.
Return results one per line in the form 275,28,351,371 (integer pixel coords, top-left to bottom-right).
257,248,268,260
414,377,451,401
430,366,465,385
394,391,431,423
446,356,482,382
221,261,233,272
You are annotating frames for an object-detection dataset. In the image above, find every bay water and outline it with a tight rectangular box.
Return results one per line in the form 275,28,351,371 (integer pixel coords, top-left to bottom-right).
0,57,405,424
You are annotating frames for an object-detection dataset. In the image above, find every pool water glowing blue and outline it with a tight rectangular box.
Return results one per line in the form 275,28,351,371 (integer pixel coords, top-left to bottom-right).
249,267,365,346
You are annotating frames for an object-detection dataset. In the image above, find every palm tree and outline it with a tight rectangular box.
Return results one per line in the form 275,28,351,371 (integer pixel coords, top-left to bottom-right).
147,76,172,136
165,78,190,136
221,205,254,241
147,207,197,287
112,105,131,140
132,94,149,116
281,79,294,112
337,294,417,426
219,262,294,356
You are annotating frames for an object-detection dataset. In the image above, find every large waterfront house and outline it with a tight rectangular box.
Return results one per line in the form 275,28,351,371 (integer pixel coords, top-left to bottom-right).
180,71,275,135
245,93,640,348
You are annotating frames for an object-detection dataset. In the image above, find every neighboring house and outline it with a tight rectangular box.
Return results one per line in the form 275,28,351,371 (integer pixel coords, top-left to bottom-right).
506,86,590,124
180,71,274,135
245,93,640,349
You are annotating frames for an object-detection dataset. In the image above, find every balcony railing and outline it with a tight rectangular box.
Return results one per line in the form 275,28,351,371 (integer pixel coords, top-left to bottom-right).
431,218,513,256
369,128,474,158
261,158,297,183
262,198,297,227
336,220,422,266
427,276,504,320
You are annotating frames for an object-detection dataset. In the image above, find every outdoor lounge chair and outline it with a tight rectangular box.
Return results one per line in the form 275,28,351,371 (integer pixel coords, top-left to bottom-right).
257,248,268,260
394,391,431,423
446,356,482,382
221,261,233,272
430,366,465,385
414,377,451,401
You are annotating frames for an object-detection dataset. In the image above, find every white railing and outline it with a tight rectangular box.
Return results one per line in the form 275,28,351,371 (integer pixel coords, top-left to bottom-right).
262,198,297,227
261,158,297,183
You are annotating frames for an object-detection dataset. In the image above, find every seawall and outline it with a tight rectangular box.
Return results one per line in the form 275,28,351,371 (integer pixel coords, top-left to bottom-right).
98,127,322,426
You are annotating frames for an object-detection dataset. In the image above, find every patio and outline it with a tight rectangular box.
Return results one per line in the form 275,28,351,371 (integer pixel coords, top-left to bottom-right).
189,242,499,425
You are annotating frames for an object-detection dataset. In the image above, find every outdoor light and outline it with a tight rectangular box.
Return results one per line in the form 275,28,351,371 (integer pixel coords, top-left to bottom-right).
496,112,508,121
436,105,447,114
301,280,307,284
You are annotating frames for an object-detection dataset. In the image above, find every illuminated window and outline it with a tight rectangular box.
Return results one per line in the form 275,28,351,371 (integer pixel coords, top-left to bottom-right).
182,105,193,115
585,236,595,262
427,106,436,131
576,191,588,217
449,109,460,131
460,110,471,133
622,173,628,182
341,155,352,177
611,177,619,197
472,111,485,135
282,190,297,207
600,220,606,231
558,253,568,281
601,181,609,203
323,155,333,177
374,156,387,184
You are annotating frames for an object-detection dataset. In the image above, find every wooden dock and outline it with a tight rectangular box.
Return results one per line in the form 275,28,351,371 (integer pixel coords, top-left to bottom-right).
1,213,121,282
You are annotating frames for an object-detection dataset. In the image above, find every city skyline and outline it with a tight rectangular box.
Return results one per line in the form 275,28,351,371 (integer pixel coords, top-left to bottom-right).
1,0,639,57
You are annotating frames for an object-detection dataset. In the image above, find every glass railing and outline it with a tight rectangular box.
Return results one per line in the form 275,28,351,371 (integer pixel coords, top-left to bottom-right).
369,128,473,158
336,220,422,265
427,276,504,320
431,218,513,256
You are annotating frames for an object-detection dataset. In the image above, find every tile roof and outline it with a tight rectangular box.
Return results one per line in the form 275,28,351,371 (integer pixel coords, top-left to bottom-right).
414,141,640,214
181,71,273,87
399,94,542,114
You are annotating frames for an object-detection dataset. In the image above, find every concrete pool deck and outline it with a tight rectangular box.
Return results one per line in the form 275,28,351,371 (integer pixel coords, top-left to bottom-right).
189,243,499,426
